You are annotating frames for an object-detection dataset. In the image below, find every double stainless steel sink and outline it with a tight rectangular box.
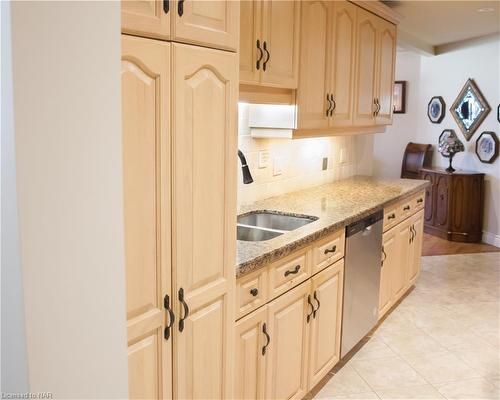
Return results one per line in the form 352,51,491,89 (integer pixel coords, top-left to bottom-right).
237,211,317,241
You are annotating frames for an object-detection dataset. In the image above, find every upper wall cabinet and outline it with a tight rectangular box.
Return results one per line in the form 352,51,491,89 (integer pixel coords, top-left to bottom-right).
122,0,239,52
240,0,301,89
353,7,396,126
296,1,357,130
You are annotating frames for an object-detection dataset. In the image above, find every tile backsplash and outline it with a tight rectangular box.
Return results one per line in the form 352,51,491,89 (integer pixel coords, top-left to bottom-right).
238,103,373,206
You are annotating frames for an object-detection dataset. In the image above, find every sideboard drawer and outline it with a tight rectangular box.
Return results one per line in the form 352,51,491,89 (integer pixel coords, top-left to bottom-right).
236,268,268,320
268,249,310,300
312,229,345,274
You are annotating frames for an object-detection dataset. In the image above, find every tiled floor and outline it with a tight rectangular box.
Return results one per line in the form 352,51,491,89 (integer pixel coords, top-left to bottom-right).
315,252,500,400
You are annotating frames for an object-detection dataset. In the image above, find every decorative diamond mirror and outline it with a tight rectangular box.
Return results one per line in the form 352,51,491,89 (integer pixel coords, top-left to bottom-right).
450,78,490,141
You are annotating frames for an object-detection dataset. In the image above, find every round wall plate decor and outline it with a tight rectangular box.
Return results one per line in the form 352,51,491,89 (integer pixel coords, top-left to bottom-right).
475,131,498,163
428,96,445,123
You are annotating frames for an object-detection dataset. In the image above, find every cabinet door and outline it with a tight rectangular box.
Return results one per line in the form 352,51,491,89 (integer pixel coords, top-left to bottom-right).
171,0,239,51
296,0,332,130
435,175,450,230
408,211,424,285
121,35,172,400
172,43,237,400
379,226,397,319
330,1,357,127
393,218,411,300
308,260,344,389
375,19,396,125
421,171,435,226
235,307,267,400
240,0,262,85
353,8,377,126
260,0,301,88
266,280,311,400
122,1,171,40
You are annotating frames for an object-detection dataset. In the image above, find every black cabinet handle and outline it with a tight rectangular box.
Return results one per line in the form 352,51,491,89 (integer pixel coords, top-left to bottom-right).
388,213,396,220
313,291,320,319
178,287,189,332
250,288,258,297
324,245,337,255
376,98,381,114
331,96,336,115
163,0,169,14
373,98,377,117
284,264,300,277
403,205,410,211
262,323,270,356
178,0,184,16
381,246,386,266
326,94,332,116
417,198,423,203
263,41,270,71
256,39,263,70
306,294,314,323
163,294,175,340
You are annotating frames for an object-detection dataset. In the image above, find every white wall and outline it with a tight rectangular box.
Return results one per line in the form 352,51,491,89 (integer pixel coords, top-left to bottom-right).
10,1,128,397
237,103,373,205
1,0,30,392
374,35,500,245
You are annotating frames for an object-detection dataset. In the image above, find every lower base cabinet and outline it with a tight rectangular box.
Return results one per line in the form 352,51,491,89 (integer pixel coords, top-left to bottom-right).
235,259,344,399
379,209,424,319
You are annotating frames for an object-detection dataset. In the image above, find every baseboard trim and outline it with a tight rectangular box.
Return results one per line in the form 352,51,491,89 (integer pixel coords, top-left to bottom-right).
482,231,500,248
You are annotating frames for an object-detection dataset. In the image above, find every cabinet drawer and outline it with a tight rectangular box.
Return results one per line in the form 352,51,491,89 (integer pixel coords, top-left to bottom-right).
312,229,345,274
399,198,413,221
413,191,425,212
236,268,268,320
383,204,400,231
268,249,310,300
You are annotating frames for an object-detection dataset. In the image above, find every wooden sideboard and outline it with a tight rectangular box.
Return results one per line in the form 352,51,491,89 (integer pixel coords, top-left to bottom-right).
419,167,485,243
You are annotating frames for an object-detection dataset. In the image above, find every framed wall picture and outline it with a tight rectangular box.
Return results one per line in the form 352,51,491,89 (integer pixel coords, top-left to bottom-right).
475,131,498,163
393,81,406,114
428,96,445,123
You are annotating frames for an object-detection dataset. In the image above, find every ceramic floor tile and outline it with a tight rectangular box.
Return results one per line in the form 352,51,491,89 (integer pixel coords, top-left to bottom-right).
402,351,481,384
435,378,500,400
315,391,380,400
316,365,372,396
377,327,445,357
375,384,445,399
350,356,427,390
350,337,398,361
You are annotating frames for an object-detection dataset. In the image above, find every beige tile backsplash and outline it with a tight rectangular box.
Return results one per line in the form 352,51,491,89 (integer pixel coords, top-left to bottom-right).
238,103,371,206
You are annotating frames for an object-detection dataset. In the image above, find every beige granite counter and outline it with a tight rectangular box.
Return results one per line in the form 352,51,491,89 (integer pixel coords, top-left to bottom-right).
236,176,430,278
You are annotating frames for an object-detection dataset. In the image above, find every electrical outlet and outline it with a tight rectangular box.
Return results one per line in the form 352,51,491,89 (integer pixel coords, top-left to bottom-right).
258,150,269,168
322,157,328,171
339,148,347,164
273,157,283,176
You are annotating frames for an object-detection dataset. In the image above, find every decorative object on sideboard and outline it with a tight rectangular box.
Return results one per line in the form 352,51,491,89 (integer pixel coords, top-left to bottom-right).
450,78,490,141
393,81,406,114
427,96,445,123
475,131,499,164
438,129,464,173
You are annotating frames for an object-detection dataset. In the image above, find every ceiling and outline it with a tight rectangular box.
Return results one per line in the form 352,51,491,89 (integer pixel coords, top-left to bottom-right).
383,1,500,50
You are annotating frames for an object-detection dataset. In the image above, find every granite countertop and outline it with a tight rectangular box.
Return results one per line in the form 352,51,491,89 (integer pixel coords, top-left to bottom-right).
236,176,430,278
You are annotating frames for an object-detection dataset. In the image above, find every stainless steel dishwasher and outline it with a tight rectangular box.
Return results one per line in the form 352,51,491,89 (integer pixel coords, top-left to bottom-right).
341,210,383,358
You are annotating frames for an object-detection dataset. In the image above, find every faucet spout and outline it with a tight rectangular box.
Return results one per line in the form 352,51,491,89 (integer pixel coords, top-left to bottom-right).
237,149,254,184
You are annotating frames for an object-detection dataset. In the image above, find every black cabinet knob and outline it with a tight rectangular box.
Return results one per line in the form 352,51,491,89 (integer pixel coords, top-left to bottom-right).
250,288,258,297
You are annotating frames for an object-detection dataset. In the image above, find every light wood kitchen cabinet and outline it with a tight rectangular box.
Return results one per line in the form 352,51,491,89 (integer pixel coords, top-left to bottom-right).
235,307,267,400
266,280,311,400
172,43,237,400
394,217,412,299
239,0,300,88
307,260,344,389
379,225,397,318
354,7,396,126
375,17,396,125
297,1,357,130
121,34,172,400
408,210,424,285
122,0,239,52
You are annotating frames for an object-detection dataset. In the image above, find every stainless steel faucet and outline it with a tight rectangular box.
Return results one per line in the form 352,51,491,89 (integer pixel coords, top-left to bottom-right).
237,149,254,184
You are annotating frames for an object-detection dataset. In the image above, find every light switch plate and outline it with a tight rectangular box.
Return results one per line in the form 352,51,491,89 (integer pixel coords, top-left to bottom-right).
258,150,269,169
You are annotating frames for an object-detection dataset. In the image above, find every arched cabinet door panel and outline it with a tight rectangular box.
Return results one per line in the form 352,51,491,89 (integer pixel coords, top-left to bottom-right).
121,35,172,400
122,1,171,40
172,43,237,400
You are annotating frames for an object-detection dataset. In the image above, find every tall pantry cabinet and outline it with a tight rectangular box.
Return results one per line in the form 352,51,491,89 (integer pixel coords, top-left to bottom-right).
121,2,239,399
